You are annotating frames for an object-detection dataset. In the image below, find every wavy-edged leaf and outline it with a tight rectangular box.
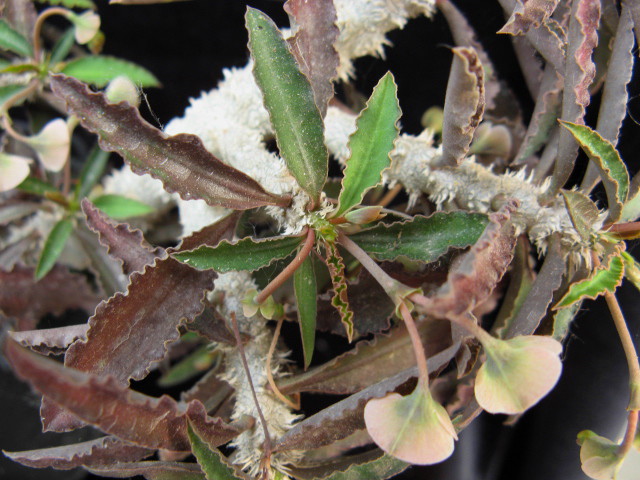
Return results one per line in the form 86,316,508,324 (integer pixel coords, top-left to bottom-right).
552,0,600,194
50,74,288,210
499,0,560,35
0,19,33,57
414,202,518,320
5,339,247,451
82,198,162,275
187,422,245,480
622,252,640,293
277,319,450,395
561,189,599,243
555,254,624,308
76,146,110,200
41,254,217,431
560,121,629,223
514,65,561,164
333,73,400,217
0,151,30,191
174,234,302,272
320,452,409,480
9,324,89,356
92,193,155,219
294,253,317,369
621,173,640,222
61,55,160,88
322,240,354,342
246,7,328,206
35,216,74,280
3,436,152,470
275,341,460,452
350,212,488,263
88,461,204,480
284,0,339,117
158,346,219,388
439,47,485,167
0,264,100,331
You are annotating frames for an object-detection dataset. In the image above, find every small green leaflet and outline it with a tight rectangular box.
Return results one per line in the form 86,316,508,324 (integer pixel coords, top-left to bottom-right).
174,235,303,272
50,28,77,66
350,212,489,263
187,422,243,480
75,146,110,200
61,55,160,88
333,72,400,218
294,253,317,369
158,346,218,388
35,0,96,8
92,194,154,219
0,20,33,58
36,217,75,280
18,177,58,196
322,241,354,342
246,8,328,207
559,121,629,223
555,254,624,308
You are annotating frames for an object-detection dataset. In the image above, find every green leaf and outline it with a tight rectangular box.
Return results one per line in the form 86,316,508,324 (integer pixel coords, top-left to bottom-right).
174,235,303,272
36,217,75,280
0,84,29,110
561,189,599,244
61,55,160,88
350,212,489,263
17,176,58,196
559,121,629,223
322,241,354,342
35,0,96,8
555,254,625,308
621,173,640,222
333,72,400,218
294,253,317,369
622,252,640,293
75,146,110,200
321,453,409,480
246,7,328,206
50,28,76,65
187,422,243,480
92,193,155,219
159,346,219,387
0,19,33,57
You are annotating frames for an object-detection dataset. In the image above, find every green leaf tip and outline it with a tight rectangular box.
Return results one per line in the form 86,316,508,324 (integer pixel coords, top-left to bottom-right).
294,253,317,369
187,422,243,480
246,7,328,207
333,72,400,218
35,217,75,280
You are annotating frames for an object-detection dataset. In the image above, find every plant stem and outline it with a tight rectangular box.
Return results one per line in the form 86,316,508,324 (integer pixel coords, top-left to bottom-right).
618,410,639,457
0,80,39,117
605,291,640,407
399,301,430,385
255,227,314,305
265,315,300,410
377,183,403,207
33,8,70,62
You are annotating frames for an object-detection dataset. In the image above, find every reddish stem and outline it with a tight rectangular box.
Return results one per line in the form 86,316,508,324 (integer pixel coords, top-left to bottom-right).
399,302,430,385
618,410,639,457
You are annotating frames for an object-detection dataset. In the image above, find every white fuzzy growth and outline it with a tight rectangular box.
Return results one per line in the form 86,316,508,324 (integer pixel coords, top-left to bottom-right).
213,272,301,478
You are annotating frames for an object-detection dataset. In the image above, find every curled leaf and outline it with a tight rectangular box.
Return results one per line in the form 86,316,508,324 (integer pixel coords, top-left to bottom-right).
475,335,563,414
9,324,89,356
322,240,354,342
578,430,624,480
555,254,624,308
364,380,457,465
499,0,560,35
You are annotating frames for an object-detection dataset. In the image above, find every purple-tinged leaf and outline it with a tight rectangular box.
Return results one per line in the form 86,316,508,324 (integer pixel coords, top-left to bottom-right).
9,324,89,356
524,18,567,73
514,65,562,164
291,450,410,480
437,0,500,111
2,0,37,41
82,198,164,276
50,75,288,210
414,202,518,320
277,319,450,395
552,0,600,194
3,436,153,470
0,264,100,331
631,1,640,52
5,339,248,451
499,0,560,35
41,255,216,432
439,47,485,167
187,422,247,480
322,240,354,342
88,461,205,480
186,307,240,346
176,212,241,252
274,342,461,452
284,0,339,118
505,235,566,338
510,36,544,98
181,369,235,416
582,4,635,191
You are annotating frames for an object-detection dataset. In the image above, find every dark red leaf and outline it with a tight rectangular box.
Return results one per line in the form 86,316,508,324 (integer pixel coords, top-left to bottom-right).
50,75,290,210
3,436,153,470
9,324,88,356
86,461,205,480
284,0,339,117
5,339,248,451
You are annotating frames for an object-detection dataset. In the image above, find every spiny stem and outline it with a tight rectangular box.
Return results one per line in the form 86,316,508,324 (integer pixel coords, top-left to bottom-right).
618,410,639,457
265,315,300,410
604,291,640,405
230,313,272,459
33,8,70,62
399,302,430,385
255,227,314,305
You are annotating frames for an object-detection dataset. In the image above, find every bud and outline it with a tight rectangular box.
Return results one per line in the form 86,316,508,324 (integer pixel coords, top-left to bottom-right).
66,10,101,45
106,76,140,107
